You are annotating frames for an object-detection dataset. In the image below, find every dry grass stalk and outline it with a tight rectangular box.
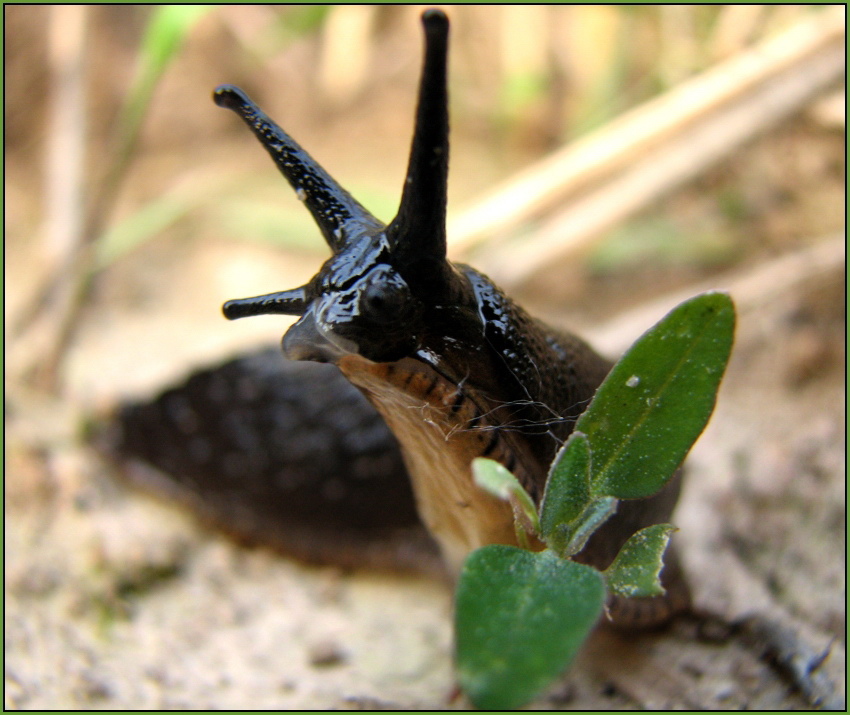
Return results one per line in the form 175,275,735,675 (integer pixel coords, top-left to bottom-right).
448,7,845,280
585,233,845,358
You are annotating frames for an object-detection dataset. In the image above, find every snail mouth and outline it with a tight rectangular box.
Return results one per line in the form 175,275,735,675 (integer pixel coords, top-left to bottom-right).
282,307,418,365
281,308,357,363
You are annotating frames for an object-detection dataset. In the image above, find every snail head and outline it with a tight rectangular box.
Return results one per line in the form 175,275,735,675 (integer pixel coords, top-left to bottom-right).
219,9,470,365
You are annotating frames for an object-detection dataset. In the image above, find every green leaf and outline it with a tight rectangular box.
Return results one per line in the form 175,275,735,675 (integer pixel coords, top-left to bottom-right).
472,458,539,546
576,292,735,499
604,524,675,599
539,432,592,540
539,434,618,557
455,546,605,710
559,496,618,557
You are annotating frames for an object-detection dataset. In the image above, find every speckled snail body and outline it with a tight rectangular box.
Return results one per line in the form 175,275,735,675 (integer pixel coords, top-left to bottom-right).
110,9,688,626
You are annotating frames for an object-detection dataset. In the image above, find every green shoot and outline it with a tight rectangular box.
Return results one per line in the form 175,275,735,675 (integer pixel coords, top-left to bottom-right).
455,292,735,709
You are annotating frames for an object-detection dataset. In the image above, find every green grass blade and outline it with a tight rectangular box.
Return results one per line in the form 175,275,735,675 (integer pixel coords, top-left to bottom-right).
120,6,214,151
95,195,193,267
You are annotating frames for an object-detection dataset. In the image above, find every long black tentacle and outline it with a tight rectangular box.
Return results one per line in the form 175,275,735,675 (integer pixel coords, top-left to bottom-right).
214,85,384,252
387,10,450,278
223,287,307,320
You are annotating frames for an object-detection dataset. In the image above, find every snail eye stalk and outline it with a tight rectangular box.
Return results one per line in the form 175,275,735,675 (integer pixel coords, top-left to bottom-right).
218,9,454,322
388,9,451,281
213,85,382,253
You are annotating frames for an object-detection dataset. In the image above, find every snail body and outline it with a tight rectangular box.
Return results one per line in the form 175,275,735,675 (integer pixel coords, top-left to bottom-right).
109,10,687,624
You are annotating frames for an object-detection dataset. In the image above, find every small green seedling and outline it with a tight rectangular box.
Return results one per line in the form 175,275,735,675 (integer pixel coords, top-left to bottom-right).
456,291,735,710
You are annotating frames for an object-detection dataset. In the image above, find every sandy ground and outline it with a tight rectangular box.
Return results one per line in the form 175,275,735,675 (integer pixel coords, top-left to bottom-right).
5,234,845,710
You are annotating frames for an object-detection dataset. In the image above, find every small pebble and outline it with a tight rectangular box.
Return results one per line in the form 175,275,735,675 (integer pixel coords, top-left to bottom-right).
308,640,347,668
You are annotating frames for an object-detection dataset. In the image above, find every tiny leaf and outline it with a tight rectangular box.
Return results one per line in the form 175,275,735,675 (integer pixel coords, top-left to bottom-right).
561,496,618,557
539,432,592,540
540,434,618,557
604,524,675,599
576,292,735,499
472,458,539,542
455,546,605,710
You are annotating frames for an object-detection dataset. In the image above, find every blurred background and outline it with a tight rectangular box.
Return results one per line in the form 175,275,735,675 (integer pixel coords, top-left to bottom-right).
6,4,844,396
5,5,845,709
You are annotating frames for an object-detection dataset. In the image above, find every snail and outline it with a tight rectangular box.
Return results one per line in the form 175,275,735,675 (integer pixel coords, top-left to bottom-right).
107,9,688,626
